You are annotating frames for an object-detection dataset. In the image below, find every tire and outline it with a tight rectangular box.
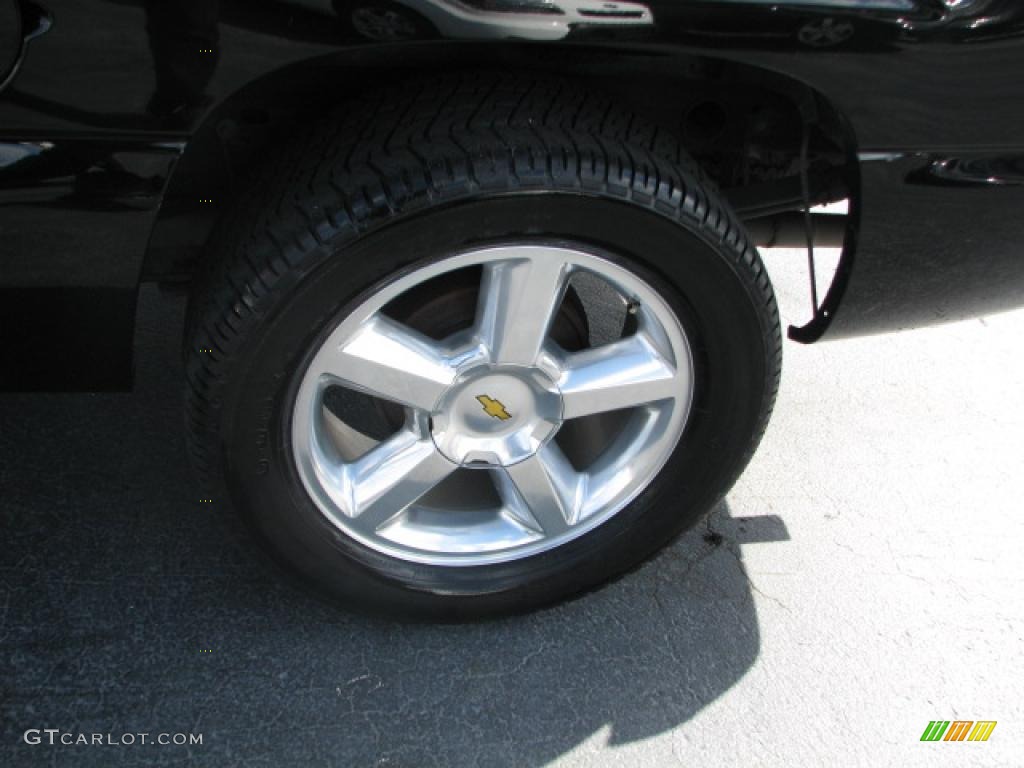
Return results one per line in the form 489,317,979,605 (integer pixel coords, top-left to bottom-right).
185,74,782,620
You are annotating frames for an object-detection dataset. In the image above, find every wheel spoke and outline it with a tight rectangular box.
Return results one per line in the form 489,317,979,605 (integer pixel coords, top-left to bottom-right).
344,430,456,532
311,314,456,411
496,443,582,535
559,333,681,419
476,251,570,366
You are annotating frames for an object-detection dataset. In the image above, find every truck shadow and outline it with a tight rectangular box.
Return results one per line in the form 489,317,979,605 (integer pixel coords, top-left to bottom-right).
0,287,788,767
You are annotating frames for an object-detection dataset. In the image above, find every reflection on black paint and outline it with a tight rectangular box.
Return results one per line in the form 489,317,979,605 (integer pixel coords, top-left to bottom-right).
0,139,172,209
0,139,179,390
146,0,221,125
906,155,1024,187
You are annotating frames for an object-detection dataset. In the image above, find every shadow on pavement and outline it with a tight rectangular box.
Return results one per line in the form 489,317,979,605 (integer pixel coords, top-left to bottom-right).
0,288,779,767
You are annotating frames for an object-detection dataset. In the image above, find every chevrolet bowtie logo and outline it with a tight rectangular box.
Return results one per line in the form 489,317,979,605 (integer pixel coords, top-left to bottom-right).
476,394,512,421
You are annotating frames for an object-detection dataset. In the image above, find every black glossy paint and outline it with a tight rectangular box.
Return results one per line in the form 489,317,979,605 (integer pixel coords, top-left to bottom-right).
2,0,1024,390
0,1,18,85
0,138,180,389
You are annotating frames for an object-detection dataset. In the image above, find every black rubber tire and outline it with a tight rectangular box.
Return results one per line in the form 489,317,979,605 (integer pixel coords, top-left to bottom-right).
185,73,782,620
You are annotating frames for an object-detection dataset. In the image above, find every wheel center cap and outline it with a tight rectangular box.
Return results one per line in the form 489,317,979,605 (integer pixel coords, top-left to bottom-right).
430,366,562,467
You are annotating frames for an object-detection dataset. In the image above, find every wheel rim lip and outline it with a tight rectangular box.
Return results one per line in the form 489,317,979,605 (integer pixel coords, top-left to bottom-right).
290,243,695,567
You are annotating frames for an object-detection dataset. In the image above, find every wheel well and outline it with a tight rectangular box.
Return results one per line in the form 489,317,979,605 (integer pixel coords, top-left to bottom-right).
142,44,857,288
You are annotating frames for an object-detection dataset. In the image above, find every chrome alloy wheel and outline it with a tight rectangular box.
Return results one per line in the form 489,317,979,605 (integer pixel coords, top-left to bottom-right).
291,245,694,566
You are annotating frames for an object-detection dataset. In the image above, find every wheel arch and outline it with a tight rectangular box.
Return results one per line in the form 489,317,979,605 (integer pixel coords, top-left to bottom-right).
142,42,860,338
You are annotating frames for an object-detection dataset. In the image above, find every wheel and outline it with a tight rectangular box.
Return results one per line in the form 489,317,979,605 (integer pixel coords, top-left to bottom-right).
185,75,781,620
335,0,437,41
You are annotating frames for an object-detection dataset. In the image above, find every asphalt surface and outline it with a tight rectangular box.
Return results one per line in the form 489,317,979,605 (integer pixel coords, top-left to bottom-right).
2,249,1022,767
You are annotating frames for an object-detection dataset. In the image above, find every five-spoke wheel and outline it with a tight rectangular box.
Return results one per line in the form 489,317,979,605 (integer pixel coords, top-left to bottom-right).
291,245,694,565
